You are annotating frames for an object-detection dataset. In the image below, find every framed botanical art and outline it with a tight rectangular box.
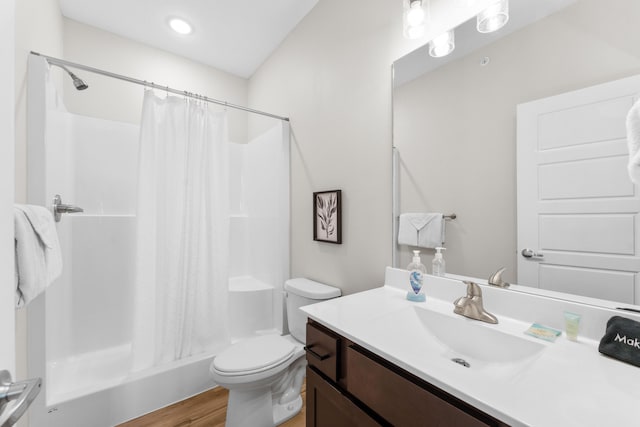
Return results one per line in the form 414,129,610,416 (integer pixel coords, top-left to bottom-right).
313,190,342,244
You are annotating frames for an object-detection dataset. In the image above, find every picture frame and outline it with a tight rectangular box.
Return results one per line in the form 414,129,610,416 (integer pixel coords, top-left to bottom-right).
313,190,342,244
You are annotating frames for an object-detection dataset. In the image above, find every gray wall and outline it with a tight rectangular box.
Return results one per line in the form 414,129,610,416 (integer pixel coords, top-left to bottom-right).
249,0,402,295
62,19,249,144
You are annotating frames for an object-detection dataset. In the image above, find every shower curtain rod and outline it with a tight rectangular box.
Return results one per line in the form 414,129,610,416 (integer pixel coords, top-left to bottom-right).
30,51,290,122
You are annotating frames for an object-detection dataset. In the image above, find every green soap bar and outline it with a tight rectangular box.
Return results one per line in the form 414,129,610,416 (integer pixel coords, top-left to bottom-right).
524,323,561,342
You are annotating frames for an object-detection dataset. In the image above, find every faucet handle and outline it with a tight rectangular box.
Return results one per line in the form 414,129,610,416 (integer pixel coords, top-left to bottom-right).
463,281,483,297
456,281,498,324
488,267,510,288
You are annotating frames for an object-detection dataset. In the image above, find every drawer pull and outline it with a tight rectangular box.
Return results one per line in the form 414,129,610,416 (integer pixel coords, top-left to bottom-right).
305,345,330,361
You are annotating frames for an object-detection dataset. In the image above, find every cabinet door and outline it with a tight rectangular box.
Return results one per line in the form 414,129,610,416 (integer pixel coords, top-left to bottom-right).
306,367,381,427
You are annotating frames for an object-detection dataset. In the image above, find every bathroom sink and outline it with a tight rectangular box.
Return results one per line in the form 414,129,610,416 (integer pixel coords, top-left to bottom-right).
363,305,546,370
410,306,545,364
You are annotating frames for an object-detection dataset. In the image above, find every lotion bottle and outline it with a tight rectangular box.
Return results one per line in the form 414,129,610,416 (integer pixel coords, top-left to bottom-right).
406,250,427,302
432,247,446,277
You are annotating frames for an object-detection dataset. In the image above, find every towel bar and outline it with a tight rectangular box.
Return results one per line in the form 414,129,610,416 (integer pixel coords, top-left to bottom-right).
395,213,457,221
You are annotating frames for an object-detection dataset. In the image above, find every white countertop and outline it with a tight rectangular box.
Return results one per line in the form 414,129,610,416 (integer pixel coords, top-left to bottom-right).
301,270,640,427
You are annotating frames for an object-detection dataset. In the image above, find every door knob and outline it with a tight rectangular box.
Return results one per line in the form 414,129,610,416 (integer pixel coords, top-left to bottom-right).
521,248,544,259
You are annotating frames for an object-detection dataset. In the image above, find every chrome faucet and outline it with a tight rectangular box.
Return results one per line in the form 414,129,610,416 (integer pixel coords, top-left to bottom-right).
488,267,510,288
453,281,498,324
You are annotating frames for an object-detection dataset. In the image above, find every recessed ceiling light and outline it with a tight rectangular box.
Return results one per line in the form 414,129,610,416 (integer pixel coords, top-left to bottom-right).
168,18,193,35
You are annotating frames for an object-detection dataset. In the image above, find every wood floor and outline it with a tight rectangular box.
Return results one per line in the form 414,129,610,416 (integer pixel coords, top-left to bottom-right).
118,382,306,427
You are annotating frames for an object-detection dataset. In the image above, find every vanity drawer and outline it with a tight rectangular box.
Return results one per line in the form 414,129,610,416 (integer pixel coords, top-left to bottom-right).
346,344,504,427
306,321,340,382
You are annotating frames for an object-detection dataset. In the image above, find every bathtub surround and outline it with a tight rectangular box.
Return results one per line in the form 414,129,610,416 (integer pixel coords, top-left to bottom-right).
133,91,231,370
26,56,290,426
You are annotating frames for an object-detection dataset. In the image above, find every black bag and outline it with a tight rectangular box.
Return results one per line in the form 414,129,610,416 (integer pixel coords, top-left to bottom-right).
598,316,640,368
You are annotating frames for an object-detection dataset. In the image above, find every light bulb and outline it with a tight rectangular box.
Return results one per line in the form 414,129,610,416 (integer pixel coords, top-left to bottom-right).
429,30,455,58
477,0,509,33
403,0,425,39
406,1,425,27
169,18,193,35
406,25,425,39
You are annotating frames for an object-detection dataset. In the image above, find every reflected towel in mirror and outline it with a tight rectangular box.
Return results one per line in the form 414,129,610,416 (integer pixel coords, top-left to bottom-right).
398,213,445,249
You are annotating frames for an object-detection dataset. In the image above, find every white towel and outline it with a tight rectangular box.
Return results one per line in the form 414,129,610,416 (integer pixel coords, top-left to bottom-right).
398,213,445,249
14,204,62,308
627,98,640,184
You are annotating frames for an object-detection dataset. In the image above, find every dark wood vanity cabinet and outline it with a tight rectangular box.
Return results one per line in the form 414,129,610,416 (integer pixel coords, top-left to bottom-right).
306,367,381,427
305,319,510,427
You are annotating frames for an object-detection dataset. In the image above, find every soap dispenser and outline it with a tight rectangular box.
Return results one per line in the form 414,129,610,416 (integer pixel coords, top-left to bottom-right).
406,250,427,302
432,247,446,277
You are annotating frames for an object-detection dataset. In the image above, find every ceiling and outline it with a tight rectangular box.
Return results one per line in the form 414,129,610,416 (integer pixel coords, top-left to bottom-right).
59,0,319,79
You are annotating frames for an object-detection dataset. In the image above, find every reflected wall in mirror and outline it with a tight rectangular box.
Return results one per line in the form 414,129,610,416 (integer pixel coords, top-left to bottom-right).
393,0,640,305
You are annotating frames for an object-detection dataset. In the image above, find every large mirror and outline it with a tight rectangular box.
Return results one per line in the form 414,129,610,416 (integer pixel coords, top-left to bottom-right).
393,0,640,306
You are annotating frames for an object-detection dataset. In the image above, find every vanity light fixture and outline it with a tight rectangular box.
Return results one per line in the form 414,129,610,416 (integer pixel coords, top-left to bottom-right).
428,29,455,58
168,17,193,35
477,0,509,33
403,0,426,39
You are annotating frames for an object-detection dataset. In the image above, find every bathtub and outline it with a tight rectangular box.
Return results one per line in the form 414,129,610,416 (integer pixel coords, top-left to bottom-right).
38,276,275,427
44,349,214,427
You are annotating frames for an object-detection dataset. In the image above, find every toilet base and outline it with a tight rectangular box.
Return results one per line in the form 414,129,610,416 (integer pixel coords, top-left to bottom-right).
273,395,302,426
225,388,303,427
226,386,273,427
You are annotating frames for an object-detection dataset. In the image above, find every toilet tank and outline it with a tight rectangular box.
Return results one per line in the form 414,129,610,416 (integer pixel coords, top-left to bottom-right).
284,278,341,343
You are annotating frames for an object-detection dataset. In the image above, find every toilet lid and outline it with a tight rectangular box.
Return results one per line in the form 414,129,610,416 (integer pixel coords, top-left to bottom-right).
213,335,296,374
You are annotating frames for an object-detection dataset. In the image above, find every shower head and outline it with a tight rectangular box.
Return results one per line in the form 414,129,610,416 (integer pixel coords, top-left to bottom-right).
59,65,88,90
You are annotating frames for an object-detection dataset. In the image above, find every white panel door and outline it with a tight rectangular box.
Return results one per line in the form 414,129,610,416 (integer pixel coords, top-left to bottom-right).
517,75,640,304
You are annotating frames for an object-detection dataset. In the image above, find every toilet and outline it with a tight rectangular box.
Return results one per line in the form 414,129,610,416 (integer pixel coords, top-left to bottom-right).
210,278,341,427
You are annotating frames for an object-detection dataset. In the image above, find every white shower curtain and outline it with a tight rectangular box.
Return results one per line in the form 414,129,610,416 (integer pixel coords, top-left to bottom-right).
132,90,230,370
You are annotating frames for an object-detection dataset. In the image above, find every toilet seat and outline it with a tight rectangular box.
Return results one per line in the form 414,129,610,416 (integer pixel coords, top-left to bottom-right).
212,335,296,376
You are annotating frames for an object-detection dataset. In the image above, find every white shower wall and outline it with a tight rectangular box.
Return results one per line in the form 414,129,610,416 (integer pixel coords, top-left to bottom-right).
228,122,291,339
46,116,290,391
45,111,139,366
